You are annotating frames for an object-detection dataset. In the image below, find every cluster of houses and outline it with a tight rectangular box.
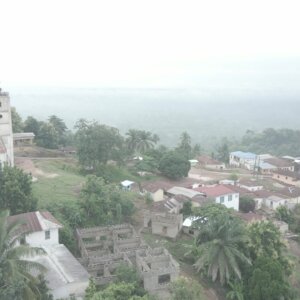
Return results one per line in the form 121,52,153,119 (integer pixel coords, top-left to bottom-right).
119,150,300,242
230,151,300,186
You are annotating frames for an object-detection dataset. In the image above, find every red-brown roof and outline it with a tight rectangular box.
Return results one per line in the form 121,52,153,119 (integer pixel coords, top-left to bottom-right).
7,211,62,233
194,185,236,197
228,185,255,197
265,157,294,168
197,155,223,165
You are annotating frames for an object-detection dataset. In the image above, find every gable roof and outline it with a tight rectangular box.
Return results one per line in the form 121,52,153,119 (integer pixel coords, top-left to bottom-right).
7,211,62,233
197,155,223,165
195,185,236,197
230,151,256,159
167,186,204,199
264,157,294,168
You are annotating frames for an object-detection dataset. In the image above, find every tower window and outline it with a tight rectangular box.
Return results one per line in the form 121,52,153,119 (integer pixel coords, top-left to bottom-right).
0,114,3,119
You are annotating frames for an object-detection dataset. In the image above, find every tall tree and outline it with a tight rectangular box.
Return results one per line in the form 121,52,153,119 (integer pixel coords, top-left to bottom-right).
246,221,291,274
23,116,40,136
177,131,192,159
187,214,251,285
36,122,59,149
0,210,47,300
192,143,201,158
217,138,230,163
48,115,67,136
126,129,159,155
158,151,191,179
75,119,123,169
11,107,23,133
245,256,292,300
0,166,37,215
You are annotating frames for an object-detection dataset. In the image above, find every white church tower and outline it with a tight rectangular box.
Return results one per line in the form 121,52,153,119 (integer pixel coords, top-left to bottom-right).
0,88,14,167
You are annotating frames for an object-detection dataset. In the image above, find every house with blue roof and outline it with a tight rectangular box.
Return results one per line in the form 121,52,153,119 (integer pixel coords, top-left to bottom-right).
229,151,257,170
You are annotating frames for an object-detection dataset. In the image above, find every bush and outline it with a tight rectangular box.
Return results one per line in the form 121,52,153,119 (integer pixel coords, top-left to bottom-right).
239,196,256,212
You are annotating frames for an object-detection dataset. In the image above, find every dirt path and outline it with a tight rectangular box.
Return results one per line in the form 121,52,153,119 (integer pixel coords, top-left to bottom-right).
14,157,59,179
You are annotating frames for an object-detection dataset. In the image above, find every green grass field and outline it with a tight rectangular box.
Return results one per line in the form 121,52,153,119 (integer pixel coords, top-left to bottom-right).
32,159,85,208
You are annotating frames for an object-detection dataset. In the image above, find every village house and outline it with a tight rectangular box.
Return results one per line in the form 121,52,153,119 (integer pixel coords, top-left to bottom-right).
258,161,277,174
237,179,263,192
8,211,90,299
264,195,287,210
229,151,256,170
166,186,207,208
272,169,300,187
264,157,295,172
13,132,35,146
275,186,300,209
141,181,165,202
121,180,136,191
194,184,239,210
197,155,226,170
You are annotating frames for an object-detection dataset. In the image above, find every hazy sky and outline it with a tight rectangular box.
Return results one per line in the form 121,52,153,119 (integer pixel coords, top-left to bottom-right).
1,0,300,89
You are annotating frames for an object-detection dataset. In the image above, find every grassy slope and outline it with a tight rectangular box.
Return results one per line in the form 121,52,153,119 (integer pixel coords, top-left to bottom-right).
32,159,85,208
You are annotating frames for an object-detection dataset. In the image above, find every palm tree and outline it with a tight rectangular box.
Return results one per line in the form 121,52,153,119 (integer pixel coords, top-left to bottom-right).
0,210,47,299
126,129,158,155
187,214,251,285
136,131,155,154
125,129,140,154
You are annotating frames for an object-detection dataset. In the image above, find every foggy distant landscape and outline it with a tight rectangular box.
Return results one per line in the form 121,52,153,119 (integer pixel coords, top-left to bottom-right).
10,87,300,149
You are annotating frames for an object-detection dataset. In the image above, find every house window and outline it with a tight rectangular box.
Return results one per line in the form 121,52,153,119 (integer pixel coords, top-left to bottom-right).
45,230,50,240
0,114,2,119
220,196,225,203
228,195,232,201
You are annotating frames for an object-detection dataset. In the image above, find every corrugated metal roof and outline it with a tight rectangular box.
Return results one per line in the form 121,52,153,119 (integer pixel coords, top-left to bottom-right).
230,151,256,159
7,211,62,233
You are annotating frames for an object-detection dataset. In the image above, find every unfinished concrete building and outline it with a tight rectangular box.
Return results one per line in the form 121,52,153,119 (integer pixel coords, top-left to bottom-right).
143,210,183,239
136,247,179,291
76,224,179,293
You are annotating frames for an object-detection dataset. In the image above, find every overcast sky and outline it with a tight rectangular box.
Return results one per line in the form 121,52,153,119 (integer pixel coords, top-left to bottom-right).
1,0,300,89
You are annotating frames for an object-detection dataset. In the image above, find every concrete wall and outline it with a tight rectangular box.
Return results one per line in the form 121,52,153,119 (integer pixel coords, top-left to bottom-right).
152,189,164,202
26,228,59,247
239,184,263,192
215,193,239,210
206,163,225,170
0,93,14,167
265,199,286,210
273,173,300,187
151,220,181,239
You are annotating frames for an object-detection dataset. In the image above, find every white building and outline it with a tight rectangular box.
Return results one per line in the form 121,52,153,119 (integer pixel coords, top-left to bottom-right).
229,151,256,170
0,88,14,167
8,211,90,299
194,185,239,211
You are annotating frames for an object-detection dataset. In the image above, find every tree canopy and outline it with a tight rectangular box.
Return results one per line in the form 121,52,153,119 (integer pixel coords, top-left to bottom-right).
79,175,134,226
158,151,190,179
75,119,123,169
0,166,37,215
